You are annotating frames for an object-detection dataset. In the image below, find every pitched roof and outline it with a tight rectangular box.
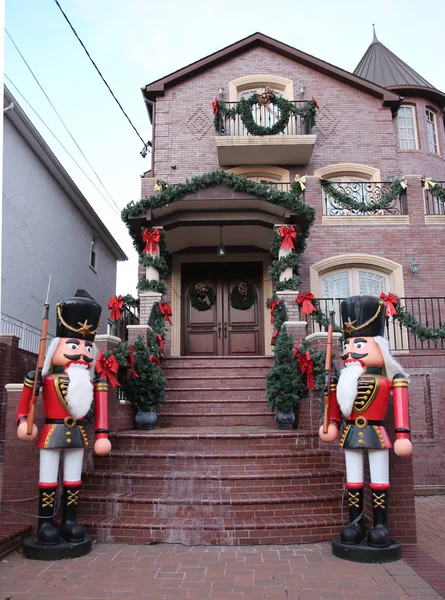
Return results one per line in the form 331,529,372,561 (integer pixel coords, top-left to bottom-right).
142,32,400,107
354,33,433,88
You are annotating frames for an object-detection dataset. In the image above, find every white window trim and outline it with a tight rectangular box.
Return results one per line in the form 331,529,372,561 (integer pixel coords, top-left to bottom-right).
229,75,293,102
426,107,439,155
227,165,290,183
314,163,381,181
397,104,419,151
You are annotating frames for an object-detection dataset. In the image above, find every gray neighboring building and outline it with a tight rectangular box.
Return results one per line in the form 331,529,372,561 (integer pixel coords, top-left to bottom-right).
1,86,127,352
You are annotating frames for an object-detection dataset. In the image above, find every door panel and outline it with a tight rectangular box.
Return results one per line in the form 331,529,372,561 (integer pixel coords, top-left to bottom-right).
182,263,262,356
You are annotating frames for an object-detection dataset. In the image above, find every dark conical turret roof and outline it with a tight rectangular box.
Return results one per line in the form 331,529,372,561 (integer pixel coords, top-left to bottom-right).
354,28,433,88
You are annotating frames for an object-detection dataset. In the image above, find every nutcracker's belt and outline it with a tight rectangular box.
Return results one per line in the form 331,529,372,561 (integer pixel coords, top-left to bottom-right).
46,417,83,429
346,418,383,429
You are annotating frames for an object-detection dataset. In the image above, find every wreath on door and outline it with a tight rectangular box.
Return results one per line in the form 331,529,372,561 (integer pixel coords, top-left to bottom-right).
189,282,216,311
230,281,257,310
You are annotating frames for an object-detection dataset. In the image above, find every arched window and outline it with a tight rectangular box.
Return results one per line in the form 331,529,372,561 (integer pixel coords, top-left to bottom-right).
227,166,290,192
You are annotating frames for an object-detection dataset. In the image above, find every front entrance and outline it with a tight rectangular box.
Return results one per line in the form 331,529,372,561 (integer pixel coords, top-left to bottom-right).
182,263,263,356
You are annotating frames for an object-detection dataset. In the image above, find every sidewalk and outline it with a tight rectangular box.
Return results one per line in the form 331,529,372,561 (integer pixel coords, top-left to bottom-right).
0,496,444,600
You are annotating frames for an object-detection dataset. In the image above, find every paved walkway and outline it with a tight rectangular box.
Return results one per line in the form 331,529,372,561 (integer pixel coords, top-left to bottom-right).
0,496,444,600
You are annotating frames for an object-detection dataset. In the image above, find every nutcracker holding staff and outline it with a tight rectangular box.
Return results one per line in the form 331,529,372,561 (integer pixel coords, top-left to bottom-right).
16,295,111,554
320,295,411,555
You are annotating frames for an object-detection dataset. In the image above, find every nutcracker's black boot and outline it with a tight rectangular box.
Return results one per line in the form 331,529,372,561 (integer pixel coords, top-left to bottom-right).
368,488,390,548
340,486,366,545
36,485,60,546
60,484,86,543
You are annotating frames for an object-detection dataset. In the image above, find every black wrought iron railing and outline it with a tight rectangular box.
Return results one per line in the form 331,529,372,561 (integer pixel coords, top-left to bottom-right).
301,297,445,352
424,181,445,215
109,303,139,342
323,182,408,216
218,100,312,136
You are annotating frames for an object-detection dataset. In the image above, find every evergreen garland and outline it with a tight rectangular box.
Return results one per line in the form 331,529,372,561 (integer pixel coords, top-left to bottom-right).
189,283,216,311
214,96,318,136
276,278,300,292
320,178,406,214
122,294,139,309
266,327,304,413
140,229,170,278
230,281,257,310
394,301,445,342
268,252,301,281
422,177,445,205
137,275,167,295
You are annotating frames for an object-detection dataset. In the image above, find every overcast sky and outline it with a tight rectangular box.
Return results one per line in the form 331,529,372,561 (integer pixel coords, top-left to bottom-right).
5,0,445,295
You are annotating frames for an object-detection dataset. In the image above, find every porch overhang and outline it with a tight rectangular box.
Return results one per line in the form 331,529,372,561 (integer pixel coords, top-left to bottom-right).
215,135,316,166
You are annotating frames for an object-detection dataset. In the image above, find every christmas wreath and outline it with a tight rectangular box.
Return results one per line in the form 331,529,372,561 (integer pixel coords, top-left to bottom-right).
189,282,216,311
230,281,257,310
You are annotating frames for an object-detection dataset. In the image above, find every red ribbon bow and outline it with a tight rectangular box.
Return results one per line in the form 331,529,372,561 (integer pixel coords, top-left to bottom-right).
212,97,219,115
96,352,121,388
279,225,297,250
108,295,124,321
293,345,315,390
143,228,160,254
269,299,280,324
149,354,159,365
380,292,398,317
127,345,139,379
292,342,301,360
311,96,319,109
156,334,164,351
158,302,173,325
271,329,280,346
296,292,316,315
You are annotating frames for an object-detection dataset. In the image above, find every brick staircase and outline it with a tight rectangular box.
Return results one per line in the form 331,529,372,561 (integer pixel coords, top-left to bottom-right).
80,356,345,545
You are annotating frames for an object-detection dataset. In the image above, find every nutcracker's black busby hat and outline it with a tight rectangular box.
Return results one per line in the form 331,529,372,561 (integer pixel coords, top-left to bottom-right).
56,295,102,341
341,295,386,339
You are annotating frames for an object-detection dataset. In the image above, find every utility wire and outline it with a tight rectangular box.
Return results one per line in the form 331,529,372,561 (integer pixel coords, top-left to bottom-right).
5,28,119,211
5,74,121,218
53,0,151,157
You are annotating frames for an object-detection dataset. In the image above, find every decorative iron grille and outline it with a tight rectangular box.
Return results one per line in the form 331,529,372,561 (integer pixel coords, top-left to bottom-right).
323,182,407,216
424,181,445,215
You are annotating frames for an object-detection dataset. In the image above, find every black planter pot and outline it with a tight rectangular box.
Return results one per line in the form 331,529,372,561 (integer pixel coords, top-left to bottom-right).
275,408,295,430
134,406,158,430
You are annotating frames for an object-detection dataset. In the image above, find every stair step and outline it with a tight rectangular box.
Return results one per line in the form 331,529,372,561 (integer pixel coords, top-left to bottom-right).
0,523,32,560
163,356,273,368
165,375,266,390
82,514,343,545
158,415,275,427
164,388,266,400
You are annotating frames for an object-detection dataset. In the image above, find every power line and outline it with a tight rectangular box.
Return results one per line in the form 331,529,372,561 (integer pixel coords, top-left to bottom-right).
53,0,151,157
5,74,121,218
5,28,119,211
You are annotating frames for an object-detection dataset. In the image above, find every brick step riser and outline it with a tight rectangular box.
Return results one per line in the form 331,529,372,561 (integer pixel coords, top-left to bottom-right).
163,368,271,378
80,498,341,520
158,415,275,427
94,454,332,471
160,401,270,413
85,523,340,546
165,378,266,390
108,437,318,452
163,358,274,368
82,476,344,495
164,389,266,400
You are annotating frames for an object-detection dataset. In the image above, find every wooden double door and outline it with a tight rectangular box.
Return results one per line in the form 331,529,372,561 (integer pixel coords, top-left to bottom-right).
182,263,263,356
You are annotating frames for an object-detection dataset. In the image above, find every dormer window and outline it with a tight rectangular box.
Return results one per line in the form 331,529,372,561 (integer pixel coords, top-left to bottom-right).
426,108,438,154
398,105,418,150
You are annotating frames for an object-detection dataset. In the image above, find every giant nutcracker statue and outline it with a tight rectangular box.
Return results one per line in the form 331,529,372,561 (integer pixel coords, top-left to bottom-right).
320,295,411,562
16,295,111,559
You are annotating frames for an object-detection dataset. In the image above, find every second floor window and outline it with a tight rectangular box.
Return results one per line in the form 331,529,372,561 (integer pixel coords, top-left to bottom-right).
398,106,417,150
426,109,438,154
90,235,97,270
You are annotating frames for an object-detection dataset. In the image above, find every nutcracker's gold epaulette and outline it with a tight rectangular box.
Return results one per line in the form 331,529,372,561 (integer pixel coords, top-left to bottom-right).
95,381,108,392
392,373,408,388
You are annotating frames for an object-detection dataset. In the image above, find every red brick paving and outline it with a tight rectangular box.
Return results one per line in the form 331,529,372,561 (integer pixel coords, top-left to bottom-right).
0,496,444,600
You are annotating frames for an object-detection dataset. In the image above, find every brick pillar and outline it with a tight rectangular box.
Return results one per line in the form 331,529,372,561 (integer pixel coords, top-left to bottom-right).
134,291,163,344
276,291,307,346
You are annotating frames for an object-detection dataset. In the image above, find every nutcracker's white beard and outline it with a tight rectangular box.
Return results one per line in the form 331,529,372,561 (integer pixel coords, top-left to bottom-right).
65,364,94,419
336,362,365,418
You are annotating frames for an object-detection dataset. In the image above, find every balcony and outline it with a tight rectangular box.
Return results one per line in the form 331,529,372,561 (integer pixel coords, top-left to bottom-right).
424,181,445,216
215,100,316,166
323,181,408,216
304,297,445,352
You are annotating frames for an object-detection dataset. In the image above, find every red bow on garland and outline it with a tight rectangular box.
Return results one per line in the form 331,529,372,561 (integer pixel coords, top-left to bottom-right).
156,334,164,352
158,302,173,325
108,295,124,321
279,225,297,250
96,352,121,387
127,345,139,379
380,292,398,317
293,344,315,390
296,292,316,315
311,96,319,109
142,228,160,254
271,329,280,346
149,354,159,365
269,298,280,324
212,98,219,115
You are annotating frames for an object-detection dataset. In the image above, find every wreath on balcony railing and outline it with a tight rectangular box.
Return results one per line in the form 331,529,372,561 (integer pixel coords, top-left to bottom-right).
189,282,216,311
320,178,407,214
230,281,257,310
213,94,318,136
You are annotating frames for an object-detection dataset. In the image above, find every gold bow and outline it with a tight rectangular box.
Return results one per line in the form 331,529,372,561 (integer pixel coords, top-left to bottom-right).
154,183,161,192
423,177,436,190
400,177,408,189
294,174,307,190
